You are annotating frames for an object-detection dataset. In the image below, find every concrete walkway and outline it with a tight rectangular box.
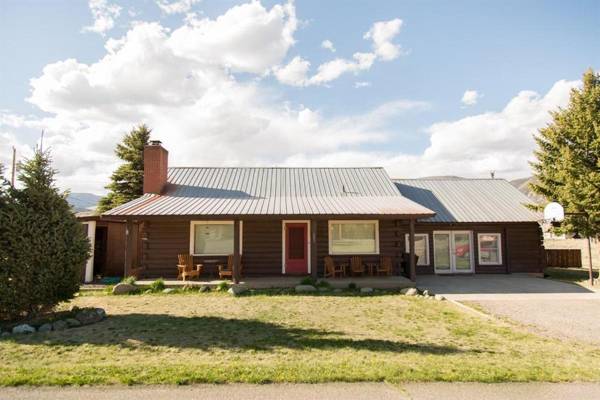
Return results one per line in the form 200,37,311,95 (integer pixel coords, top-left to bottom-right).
3,383,600,400
417,274,600,344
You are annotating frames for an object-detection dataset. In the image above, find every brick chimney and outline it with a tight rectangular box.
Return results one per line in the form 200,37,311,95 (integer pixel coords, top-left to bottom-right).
143,140,168,194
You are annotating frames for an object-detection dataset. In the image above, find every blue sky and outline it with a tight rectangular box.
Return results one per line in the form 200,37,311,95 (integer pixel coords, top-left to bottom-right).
1,0,599,193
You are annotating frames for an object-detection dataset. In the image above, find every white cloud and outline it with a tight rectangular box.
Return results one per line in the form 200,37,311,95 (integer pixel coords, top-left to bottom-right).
275,18,403,87
354,81,370,88
82,0,122,36
363,18,403,61
321,39,335,52
155,0,201,15
461,89,480,106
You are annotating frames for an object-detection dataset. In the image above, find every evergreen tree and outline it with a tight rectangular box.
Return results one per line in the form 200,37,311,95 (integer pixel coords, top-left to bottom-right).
97,124,151,212
0,150,89,320
530,68,600,239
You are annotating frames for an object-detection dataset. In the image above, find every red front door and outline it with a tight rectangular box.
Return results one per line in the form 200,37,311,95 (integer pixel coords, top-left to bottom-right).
285,223,308,275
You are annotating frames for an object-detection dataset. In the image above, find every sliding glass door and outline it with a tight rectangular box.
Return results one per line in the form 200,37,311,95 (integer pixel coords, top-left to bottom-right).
433,231,473,274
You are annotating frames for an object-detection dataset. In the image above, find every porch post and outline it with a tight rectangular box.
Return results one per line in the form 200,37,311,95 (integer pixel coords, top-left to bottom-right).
409,218,416,282
311,220,318,278
124,219,134,278
233,219,241,284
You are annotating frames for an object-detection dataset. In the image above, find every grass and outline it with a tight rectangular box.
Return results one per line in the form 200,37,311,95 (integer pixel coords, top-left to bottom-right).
544,267,599,291
1,292,600,385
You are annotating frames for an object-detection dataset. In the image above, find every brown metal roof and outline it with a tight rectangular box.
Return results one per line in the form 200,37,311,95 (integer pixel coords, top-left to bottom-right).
104,167,435,217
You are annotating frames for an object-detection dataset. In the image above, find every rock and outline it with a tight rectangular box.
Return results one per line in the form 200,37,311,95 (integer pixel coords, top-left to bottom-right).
65,318,81,328
162,288,176,294
401,288,418,296
434,294,445,301
52,320,68,331
295,284,317,293
75,308,104,325
1,331,10,337
12,324,36,334
318,287,331,292
333,288,343,293
112,283,137,295
95,308,107,319
360,287,374,294
422,290,429,297
227,286,248,296
38,323,53,332
199,285,210,292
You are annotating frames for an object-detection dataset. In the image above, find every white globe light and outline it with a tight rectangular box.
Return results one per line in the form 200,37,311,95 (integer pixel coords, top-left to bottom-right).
544,202,565,222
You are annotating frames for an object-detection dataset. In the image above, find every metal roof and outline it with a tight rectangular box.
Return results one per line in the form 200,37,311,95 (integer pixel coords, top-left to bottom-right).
393,179,541,223
104,167,435,217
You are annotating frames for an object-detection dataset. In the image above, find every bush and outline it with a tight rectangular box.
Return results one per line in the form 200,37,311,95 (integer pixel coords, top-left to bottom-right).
315,280,331,288
299,277,317,286
348,282,357,290
148,278,165,292
216,281,229,292
0,150,89,321
121,276,137,285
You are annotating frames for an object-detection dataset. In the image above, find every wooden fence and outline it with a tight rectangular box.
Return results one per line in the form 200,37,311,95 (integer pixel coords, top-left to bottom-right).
545,249,582,268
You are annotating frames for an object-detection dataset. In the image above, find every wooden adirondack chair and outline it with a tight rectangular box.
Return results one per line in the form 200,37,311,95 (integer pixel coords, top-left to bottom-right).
177,254,203,281
350,256,365,276
324,256,345,278
377,256,393,276
218,254,243,279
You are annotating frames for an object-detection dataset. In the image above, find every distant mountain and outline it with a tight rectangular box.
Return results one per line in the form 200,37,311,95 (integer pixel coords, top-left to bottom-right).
509,176,546,205
67,192,101,212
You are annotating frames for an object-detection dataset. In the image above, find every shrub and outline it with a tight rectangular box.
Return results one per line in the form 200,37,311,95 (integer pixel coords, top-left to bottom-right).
315,280,331,288
299,277,317,286
216,281,229,292
0,150,89,321
121,276,137,285
148,278,165,292
348,282,357,290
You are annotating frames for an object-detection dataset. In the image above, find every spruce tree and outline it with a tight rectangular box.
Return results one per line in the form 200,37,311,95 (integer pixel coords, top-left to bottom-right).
0,150,89,320
97,124,151,212
530,68,600,238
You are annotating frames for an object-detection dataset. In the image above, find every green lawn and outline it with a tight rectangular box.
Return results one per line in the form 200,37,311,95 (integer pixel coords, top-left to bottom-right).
545,267,599,290
1,291,600,385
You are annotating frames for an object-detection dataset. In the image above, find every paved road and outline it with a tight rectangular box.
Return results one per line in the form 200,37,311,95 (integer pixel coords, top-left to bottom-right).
417,274,600,344
3,383,600,400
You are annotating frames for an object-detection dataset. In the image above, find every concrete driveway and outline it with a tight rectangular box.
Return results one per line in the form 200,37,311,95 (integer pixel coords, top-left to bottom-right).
417,274,600,344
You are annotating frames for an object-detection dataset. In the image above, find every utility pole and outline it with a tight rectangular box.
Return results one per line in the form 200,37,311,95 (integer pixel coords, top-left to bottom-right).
11,146,16,187
39,129,45,152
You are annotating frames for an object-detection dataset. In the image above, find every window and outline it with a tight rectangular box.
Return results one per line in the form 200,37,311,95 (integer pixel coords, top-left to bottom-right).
405,233,430,265
477,233,502,265
190,221,242,256
328,220,379,254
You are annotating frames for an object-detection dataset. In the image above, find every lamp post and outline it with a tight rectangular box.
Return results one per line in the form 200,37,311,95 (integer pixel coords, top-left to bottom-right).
544,202,595,286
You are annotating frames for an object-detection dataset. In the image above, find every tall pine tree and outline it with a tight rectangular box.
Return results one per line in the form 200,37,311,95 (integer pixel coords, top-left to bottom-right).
0,150,89,320
97,124,151,212
530,68,600,238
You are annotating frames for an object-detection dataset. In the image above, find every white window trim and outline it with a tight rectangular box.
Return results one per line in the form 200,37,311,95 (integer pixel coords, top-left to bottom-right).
433,230,475,274
328,220,380,255
477,233,502,265
281,220,311,274
81,221,96,283
189,220,243,256
405,233,430,266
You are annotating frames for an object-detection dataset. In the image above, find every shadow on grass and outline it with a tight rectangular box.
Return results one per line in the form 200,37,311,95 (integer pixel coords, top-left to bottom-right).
5,314,476,355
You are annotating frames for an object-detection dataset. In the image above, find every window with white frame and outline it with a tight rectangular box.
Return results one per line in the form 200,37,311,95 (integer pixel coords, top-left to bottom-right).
190,221,241,256
405,233,430,266
477,233,502,265
329,220,379,254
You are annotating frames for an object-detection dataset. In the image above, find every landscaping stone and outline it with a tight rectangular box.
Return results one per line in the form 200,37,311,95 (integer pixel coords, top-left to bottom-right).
1,331,10,337
96,308,107,319
402,288,418,296
65,318,82,328
12,324,35,334
38,323,53,332
199,285,210,292
333,288,343,293
295,284,317,293
162,288,176,294
112,283,137,295
434,294,445,301
75,308,104,325
360,287,374,294
422,290,430,297
52,320,68,331
228,286,248,296
318,287,331,292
